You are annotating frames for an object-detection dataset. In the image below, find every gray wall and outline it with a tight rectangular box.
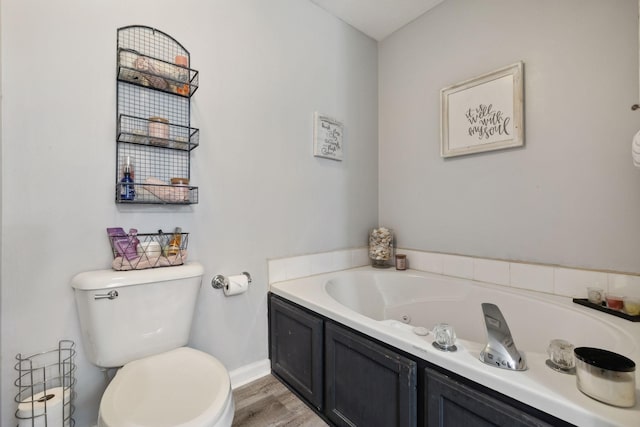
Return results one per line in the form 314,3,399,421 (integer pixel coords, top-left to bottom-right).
0,1,378,425
0,0,3,411
379,0,640,274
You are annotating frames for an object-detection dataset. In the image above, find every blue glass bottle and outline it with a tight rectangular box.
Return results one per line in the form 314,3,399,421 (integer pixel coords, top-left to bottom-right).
120,157,135,201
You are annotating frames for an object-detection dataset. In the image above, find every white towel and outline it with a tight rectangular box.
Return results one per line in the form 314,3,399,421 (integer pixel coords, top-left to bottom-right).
632,130,640,167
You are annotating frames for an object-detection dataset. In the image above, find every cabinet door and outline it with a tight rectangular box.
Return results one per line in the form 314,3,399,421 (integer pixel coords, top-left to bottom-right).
424,368,555,427
325,321,417,427
269,295,324,409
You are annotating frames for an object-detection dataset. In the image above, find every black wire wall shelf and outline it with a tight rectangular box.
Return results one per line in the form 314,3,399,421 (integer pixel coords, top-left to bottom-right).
117,114,199,151
117,48,199,97
116,183,199,204
115,25,199,205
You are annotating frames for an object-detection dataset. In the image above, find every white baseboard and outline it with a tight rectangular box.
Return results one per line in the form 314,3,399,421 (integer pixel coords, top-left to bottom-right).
229,359,271,389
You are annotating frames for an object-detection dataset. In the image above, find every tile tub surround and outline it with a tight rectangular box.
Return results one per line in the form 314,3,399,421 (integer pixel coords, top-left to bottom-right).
269,248,640,300
268,248,370,283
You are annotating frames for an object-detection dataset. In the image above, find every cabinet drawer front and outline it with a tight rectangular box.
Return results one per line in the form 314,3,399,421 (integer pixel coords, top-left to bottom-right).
325,321,417,427
269,296,324,409
425,368,555,427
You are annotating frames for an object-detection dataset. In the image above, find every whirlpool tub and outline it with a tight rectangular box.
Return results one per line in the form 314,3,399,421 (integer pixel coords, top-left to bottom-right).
270,267,640,427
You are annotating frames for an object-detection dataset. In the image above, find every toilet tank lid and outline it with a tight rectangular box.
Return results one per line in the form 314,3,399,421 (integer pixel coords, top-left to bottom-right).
71,262,204,291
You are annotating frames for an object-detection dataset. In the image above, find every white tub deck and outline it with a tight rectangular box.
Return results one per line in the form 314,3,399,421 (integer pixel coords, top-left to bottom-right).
270,267,640,427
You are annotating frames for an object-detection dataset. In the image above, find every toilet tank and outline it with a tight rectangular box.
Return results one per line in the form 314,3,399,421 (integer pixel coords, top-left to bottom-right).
71,262,204,368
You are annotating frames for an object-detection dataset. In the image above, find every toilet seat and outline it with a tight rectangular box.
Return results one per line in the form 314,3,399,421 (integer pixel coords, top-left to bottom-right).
99,347,234,427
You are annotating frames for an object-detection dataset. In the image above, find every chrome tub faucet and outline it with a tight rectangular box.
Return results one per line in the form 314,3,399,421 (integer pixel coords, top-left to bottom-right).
479,303,527,371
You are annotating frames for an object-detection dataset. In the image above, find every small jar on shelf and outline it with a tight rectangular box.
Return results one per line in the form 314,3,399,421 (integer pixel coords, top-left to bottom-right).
149,117,170,146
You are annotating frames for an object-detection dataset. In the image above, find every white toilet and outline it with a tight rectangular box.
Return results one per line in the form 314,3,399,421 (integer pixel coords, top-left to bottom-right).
71,262,234,427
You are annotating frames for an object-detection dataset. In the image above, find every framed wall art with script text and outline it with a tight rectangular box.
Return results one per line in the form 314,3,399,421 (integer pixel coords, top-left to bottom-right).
441,62,524,158
313,112,344,161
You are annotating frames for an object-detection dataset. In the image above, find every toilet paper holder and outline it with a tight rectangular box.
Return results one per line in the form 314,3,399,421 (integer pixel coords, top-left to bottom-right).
211,272,252,289
14,340,76,427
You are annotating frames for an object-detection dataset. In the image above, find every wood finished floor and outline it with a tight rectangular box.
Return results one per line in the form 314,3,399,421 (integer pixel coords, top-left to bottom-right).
232,374,329,427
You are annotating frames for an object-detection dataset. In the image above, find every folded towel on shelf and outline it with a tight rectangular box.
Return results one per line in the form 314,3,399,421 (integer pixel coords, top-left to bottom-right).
134,56,169,90
633,130,640,167
112,250,188,271
142,177,189,202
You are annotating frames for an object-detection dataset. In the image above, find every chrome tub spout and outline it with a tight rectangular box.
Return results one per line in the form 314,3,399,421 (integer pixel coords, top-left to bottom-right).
479,303,527,371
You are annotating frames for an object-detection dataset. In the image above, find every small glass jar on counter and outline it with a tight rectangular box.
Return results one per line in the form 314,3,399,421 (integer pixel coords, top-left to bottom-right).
395,254,407,270
369,227,393,268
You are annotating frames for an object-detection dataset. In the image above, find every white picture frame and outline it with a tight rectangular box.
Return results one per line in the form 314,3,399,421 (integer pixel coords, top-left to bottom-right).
313,112,343,161
441,62,524,158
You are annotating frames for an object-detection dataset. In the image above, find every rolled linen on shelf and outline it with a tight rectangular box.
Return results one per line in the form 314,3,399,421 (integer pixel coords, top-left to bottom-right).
142,177,189,202
632,130,640,167
112,250,187,271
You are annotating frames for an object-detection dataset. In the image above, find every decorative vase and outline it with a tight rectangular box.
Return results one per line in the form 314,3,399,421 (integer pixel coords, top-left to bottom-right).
369,227,393,268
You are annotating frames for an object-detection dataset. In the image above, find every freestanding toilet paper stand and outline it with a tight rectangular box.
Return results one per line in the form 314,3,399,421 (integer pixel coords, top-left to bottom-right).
14,340,76,427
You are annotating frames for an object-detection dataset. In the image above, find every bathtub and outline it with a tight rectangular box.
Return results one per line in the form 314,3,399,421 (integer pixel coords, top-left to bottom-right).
270,267,640,427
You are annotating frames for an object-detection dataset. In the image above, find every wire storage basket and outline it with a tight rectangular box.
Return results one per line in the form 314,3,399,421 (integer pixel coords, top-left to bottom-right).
109,229,189,271
14,340,76,427
115,25,200,205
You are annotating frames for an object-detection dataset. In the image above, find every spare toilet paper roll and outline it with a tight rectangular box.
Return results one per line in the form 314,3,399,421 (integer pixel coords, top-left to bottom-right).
224,274,249,296
17,386,70,427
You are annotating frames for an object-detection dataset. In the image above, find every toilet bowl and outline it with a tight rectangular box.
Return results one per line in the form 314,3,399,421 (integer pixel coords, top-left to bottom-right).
98,347,234,427
99,347,234,427
71,263,234,427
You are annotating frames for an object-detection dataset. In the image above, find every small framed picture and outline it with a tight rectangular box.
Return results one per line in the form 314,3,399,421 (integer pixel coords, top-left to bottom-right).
441,62,524,158
313,112,343,161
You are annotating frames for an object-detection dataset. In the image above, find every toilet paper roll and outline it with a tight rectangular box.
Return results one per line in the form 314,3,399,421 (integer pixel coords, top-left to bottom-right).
224,274,249,296
17,387,70,427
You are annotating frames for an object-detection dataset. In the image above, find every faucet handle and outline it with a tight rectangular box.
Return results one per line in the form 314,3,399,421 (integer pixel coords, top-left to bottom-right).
432,323,457,352
546,339,576,374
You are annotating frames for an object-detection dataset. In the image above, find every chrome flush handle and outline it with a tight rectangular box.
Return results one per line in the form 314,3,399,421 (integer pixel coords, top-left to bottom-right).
94,290,119,300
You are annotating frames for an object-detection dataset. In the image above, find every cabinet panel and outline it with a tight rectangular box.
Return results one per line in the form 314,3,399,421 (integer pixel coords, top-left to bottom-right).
325,322,417,427
269,296,324,409
424,368,555,427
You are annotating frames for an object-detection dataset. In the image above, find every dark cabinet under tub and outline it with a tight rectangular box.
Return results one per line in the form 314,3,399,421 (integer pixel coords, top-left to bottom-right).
268,293,573,427
325,321,417,427
424,368,557,427
269,294,416,426
269,295,324,409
